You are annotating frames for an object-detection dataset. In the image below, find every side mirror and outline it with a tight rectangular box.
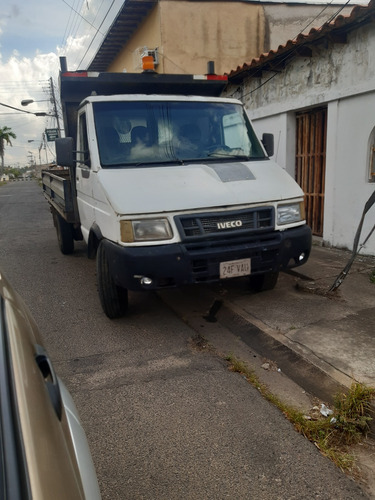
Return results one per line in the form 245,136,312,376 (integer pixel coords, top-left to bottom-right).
55,137,74,168
261,133,274,157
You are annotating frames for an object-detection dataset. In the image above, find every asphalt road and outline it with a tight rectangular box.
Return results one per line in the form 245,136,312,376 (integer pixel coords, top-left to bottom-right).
0,180,368,499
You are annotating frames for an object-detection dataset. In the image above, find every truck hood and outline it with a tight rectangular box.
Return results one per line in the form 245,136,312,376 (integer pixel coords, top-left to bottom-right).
97,160,304,215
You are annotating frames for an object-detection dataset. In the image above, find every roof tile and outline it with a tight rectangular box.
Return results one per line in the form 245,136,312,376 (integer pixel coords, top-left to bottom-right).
228,0,375,80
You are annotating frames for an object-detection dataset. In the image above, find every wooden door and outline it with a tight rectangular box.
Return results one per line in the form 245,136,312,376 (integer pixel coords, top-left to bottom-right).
295,108,327,236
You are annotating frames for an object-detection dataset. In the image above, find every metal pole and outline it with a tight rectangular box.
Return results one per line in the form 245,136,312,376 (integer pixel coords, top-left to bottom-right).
50,77,61,137
43,134,48,164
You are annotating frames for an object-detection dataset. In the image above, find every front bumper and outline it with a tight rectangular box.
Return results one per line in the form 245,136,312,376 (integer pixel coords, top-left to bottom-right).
103,224,312,291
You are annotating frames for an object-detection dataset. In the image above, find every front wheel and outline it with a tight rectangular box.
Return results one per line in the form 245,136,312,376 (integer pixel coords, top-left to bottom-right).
248,272,279,292
96,241,128,319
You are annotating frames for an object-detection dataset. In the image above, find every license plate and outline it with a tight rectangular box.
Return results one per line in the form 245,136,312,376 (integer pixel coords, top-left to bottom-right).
220,258,251,279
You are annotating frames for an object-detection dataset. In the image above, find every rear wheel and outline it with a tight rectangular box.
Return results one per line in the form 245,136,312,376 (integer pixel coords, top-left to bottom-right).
96,241,128,319
248,272,279,292
53,210,74,255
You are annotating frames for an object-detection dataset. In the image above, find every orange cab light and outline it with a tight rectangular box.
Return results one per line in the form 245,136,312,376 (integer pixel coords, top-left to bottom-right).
142,56,155,71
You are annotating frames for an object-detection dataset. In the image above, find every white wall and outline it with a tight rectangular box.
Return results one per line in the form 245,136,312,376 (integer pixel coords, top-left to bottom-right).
325,93,375,255
250,112,296,178
226,19,375,255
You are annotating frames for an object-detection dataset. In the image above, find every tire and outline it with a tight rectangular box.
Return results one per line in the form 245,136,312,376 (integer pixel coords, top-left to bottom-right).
96,241,128,319
53,211,74,255
248,272,279,292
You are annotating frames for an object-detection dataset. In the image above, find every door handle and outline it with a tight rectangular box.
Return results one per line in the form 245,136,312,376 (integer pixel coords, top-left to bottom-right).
35,344,63,420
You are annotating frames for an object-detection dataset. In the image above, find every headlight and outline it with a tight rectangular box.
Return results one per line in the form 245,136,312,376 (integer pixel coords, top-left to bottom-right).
120,219,173,242
277,202,304,225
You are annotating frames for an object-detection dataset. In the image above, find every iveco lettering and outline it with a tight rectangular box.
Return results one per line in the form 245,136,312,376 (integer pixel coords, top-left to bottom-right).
217,220,243,229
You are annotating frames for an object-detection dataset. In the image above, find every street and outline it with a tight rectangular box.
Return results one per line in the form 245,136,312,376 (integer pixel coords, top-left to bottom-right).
0,180,368,499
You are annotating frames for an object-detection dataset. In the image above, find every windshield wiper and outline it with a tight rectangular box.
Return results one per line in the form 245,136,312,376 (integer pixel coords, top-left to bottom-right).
207,152,252,160
132,158,185,167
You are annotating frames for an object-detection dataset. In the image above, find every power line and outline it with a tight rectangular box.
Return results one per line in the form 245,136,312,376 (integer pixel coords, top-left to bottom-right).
63,0,86,55
297,0,336,36
61,0,105,35
76,0,117,69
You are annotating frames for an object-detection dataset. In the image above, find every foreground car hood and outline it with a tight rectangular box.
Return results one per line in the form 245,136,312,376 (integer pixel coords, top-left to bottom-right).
97,160,304,215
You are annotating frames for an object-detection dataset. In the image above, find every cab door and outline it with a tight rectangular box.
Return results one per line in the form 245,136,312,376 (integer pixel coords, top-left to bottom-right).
75,111,95,241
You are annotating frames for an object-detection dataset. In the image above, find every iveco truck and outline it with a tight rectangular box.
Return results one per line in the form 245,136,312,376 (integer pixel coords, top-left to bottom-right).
42,56,311,318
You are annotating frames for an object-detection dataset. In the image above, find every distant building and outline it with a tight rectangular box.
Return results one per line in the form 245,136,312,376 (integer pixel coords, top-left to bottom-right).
35,163,56,179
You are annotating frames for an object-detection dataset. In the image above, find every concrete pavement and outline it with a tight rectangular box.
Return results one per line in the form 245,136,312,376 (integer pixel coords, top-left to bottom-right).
220,243,375,396
160,242,375,419
159,243,375,497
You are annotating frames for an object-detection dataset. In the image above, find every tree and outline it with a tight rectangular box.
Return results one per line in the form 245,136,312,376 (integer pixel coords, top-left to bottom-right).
0,126,17,172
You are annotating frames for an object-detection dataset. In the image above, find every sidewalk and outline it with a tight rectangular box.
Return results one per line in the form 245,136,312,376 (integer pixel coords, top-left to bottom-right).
222,244,375,394
161,243,375,405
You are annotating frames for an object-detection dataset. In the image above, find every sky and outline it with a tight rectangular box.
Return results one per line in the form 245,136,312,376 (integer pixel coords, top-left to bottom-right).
0,0,369,168
0,0,124,167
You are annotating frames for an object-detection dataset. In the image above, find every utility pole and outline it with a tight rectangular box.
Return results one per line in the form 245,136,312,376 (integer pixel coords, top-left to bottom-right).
50,77,62,137
42,133,48,164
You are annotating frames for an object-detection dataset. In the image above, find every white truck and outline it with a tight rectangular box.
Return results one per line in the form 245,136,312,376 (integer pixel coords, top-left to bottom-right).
42,57,311,318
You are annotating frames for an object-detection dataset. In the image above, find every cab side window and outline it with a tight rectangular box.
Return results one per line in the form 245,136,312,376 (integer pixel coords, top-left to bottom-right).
78,112,90,166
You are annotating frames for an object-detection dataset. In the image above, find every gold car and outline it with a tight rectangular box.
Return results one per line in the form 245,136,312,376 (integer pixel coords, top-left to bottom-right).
0,269,101,499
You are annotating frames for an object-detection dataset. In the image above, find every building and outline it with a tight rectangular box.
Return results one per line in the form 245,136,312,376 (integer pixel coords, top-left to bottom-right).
88,0,353,76
224,0,375,256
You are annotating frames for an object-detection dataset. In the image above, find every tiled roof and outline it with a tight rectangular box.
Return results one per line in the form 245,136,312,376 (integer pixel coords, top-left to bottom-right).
228,0,375,82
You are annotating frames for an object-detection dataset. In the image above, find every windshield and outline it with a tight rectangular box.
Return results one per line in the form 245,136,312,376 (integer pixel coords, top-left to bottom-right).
94,100,266,167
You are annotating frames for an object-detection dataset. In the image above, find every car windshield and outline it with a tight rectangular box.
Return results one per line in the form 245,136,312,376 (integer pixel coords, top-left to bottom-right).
94,100,266,167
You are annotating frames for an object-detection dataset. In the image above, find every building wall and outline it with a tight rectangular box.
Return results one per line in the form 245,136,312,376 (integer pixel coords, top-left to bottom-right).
108,1,267,75
108,5,162,73
324,93,375,254
102,2,354,75
225,21,375,255
230,21,375,118
263,4,354,53
159,1,266,75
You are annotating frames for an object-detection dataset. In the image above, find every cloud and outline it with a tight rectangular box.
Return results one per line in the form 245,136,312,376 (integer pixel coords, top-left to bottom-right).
0,32,101,166
0,51,60,166
0,0,127,166
10,5,21,17
59,33,94,70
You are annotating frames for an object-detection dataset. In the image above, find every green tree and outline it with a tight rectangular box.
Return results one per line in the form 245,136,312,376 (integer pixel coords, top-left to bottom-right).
0,126,17,172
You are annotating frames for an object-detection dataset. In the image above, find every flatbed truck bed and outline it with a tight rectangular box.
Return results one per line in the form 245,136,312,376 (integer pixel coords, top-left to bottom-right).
42,168,78,224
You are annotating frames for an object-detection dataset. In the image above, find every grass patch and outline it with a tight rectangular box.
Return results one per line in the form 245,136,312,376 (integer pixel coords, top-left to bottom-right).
370,270,375,284
225,353,375,473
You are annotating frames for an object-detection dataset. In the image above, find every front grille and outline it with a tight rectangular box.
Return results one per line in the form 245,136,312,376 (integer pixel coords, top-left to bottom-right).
183,232,281,283
175,207,274,240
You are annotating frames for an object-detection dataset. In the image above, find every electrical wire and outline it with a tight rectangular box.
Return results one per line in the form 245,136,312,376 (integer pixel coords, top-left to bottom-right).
60,0,105,36
155,49,187,74
76,0,117,69
60,0,79,48
297,0,336,36
63,0,88,57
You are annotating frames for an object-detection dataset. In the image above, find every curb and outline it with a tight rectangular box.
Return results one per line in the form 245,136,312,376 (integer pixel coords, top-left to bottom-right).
217,303,375,439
